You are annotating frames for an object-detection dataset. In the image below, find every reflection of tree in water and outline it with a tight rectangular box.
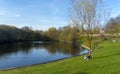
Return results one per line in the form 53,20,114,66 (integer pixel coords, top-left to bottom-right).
0,42,33,57
0,42,84,58
40,42,83,56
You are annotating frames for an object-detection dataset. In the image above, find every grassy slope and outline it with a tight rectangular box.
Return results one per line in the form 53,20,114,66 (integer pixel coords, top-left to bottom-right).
0,41,120,74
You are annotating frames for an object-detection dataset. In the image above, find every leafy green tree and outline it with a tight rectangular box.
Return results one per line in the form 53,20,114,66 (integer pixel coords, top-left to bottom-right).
0,25,43,43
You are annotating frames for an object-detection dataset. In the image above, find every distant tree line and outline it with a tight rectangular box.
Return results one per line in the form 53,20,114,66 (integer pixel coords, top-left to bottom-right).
105,16,120,35
104,15,120,41
0,24,81,43
43,26,81,42
0,25,48,43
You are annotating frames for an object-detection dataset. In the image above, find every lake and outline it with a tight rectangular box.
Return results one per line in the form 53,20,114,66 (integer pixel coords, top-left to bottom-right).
0,41,89,70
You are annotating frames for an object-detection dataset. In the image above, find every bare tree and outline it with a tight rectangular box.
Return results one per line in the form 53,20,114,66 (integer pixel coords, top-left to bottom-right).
70,0,109,50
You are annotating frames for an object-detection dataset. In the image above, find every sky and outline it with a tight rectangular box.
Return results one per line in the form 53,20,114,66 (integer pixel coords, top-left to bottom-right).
0,0,120,30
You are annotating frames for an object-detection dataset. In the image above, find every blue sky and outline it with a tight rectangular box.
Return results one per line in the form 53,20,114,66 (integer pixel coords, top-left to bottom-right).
0,0,120,30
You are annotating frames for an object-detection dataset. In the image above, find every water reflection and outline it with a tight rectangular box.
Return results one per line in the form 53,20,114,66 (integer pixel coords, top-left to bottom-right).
0,42,33,57
0,42,84,57
0,42,88,69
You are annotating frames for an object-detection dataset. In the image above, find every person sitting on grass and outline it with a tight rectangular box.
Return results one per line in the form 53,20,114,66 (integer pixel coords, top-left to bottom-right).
84,54,92,60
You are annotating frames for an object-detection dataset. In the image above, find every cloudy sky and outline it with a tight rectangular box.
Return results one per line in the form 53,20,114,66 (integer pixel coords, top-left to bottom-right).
0,0,120,30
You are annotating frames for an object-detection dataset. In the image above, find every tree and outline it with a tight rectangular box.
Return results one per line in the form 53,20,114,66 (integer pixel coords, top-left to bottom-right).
105,16,120,41
0,25,43,43
45,27,60,41
70,0,109,50
59,26,80,42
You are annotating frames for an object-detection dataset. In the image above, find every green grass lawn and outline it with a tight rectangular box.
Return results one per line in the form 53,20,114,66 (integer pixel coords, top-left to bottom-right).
0,41,120,74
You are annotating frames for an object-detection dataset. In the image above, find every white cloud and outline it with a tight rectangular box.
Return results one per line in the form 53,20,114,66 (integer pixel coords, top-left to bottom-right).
0,12,6,15
0,10,7,16
12,16,68,31
15,14,21,17
0,10,21,18
38,16,68,25
35,16,68,30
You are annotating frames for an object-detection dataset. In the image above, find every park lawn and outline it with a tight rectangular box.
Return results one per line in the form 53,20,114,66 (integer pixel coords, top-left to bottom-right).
0,41,120,74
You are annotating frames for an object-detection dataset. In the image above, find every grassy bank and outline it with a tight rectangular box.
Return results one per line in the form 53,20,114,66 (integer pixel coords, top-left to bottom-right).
0,41,120,74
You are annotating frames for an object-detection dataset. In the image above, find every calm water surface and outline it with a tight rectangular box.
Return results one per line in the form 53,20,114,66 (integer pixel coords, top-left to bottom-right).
0,41,89,69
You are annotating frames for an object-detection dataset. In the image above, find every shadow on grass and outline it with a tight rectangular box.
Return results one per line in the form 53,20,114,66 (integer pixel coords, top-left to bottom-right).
75,71,89,74
93,52,120,60
97,46,104,49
